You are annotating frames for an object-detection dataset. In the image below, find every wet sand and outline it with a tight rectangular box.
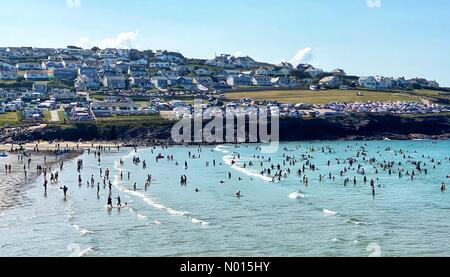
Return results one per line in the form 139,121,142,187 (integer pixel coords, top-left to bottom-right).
0,141,123,152
0,151,81,212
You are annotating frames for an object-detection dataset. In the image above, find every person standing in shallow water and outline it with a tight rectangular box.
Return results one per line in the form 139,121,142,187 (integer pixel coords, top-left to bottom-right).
60,185,68,198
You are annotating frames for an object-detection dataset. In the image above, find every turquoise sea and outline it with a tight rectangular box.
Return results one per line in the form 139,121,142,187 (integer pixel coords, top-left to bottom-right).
1,140,450,257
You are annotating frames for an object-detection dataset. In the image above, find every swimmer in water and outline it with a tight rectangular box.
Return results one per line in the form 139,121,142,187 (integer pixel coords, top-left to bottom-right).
236,191,242,198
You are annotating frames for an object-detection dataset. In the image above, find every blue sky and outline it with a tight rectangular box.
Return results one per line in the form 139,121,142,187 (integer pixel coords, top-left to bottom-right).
1,0,450,85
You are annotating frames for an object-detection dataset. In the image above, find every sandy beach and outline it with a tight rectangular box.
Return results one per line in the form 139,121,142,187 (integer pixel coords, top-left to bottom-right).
0,141,123,152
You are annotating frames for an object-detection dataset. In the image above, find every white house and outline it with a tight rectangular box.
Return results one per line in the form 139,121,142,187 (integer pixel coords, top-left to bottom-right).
149,62,171,69
102,76,127,89
155,51,184,63
332,69,346,76
305,67,323,78
358,76,379,90
375,76,393,90
42,61,65,70
271,76,291,87
75,75,101,91
131,58,148,66
24,70,53,81
194,76,214,86
276,67,292,76
252,75,272,86
129,77,153,89
51,89,77,100
227,74,252,87
151,76,169,90
319,76,343,88
255,67,274,76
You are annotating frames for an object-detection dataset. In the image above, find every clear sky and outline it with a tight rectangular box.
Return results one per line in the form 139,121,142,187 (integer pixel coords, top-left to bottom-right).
1,0,449,85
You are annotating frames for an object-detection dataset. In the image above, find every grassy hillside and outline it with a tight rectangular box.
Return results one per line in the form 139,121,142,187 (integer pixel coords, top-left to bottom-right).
225,89,421,104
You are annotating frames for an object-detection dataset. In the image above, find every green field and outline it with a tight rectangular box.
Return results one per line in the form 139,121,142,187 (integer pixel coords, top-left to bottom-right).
0,111,21,126
95,115,166,124
225,89,421,105
43,110,52,122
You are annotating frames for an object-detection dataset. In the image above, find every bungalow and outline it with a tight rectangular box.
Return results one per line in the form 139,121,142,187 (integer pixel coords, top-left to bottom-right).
131,58,148,66
0,69,17,80
102,76,127,89
252,75,272,86
42,61,65,70
358,76,378,90
300,78,315,86
24,70,53,81
114,62,131,74
16,62,42,71
331,69,346,76
255,67,274,76
170,65,193,74
151,76,169,90
155,51,185,63
158,70,179,79
271,76,291,87
78,67,98,78
375,76,393,90
427,80,440,88
195,68,212,76
226,74,252,87
62,59,85,69
128,65,148,77
0,90,19,99
305,67,323,78
54,68,78,80
149,62,171,69
21,92,44,100
177,76,194,88
51,89,77,101
319,76,343,88
91,99,138,117
129,77,153,89
0,62,16,71
32,83,48,93
276,67,292,76
194,76,214,86
75,75,101,91
232,56,257,68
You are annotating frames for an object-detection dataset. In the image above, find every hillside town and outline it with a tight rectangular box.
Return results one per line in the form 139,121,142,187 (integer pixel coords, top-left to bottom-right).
0,46,447,123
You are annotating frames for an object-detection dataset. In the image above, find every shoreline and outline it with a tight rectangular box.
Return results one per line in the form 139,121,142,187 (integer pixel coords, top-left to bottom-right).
0,150,82,212
0,141,123,152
